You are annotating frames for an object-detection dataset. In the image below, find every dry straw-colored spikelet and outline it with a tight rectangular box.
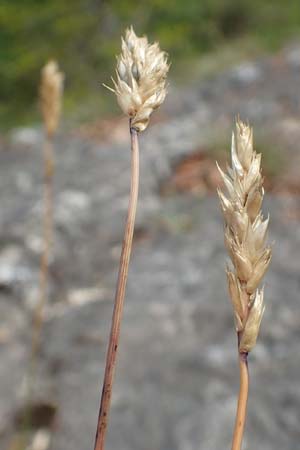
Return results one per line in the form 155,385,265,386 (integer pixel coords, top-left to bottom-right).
218,118,271,352
218,118,272,450
40,60,64,137
105,26,169,132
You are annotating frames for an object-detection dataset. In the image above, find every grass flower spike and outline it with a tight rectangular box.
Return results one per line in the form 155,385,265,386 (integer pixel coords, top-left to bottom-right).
107,26,169,132
34,60,64,350
19,61,64,448
31,60,64,356
218,119,271,351
218,119,272,450
94,28,169,450
40,60,64,137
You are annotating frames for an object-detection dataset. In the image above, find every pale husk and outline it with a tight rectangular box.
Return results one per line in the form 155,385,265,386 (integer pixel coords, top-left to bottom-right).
106,27,169,132
218,119,272,353
40,60,64,137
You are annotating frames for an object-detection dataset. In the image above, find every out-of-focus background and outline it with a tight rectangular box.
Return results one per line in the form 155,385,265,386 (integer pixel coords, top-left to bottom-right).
1,1,300,449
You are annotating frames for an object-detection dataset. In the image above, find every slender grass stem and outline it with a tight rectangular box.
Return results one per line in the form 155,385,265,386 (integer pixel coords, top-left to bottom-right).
18,135,54,445
94,120,140,450
231,348,249,450
32,135,54,354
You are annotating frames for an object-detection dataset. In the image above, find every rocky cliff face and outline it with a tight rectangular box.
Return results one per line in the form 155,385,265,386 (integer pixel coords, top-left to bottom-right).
1,44,300,450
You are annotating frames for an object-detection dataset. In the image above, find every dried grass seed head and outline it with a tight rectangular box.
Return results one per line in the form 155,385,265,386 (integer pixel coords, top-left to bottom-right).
107,26,169,132
40,60,64,137
218,118,272,352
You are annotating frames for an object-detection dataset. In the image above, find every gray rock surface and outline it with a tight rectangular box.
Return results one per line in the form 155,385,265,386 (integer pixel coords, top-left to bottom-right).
1,44,300,450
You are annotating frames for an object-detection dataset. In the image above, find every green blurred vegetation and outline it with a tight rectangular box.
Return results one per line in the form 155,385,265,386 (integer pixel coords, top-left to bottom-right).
1,0,300,129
